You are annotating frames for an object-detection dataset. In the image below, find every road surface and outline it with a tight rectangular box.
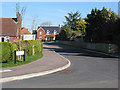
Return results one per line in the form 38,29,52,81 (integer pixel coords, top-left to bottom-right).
2,42,118,88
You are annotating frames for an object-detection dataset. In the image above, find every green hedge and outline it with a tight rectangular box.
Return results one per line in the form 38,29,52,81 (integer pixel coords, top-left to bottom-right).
34,39,43,53
19,40,42,56
0,42,12,62
10,43,18,60
0,40,43,63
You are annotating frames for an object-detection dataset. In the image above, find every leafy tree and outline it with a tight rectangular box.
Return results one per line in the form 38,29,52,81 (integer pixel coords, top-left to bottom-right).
56,30,68,41
76,20,87,36
64,11,81,31
85,7,119,43
62,24,73,39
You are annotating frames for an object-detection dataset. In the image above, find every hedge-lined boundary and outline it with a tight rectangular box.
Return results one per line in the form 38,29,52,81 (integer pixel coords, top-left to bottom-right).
0,42,17,62
0,39,43,63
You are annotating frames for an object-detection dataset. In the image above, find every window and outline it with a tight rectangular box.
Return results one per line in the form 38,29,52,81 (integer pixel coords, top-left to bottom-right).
40,32,42,35
6,36,9,39
5,36,9,42
47,30,50,35
54,30,57,35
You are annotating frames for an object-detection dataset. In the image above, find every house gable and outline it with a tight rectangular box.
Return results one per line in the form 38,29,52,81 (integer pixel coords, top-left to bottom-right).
36,26,60,40
37,27,45,40
21,28,31,35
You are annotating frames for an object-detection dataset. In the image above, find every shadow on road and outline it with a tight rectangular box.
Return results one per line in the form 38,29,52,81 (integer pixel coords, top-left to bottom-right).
43,42,115,58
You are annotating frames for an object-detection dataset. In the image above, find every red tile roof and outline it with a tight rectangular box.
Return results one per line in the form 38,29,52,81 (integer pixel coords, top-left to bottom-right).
0,18,17,36
21,27,31,35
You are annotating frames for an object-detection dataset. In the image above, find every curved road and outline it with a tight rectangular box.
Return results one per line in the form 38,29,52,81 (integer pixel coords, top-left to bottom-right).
2,42,118,88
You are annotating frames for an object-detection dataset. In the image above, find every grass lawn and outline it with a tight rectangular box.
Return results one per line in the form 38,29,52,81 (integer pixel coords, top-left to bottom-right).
1,52,43,68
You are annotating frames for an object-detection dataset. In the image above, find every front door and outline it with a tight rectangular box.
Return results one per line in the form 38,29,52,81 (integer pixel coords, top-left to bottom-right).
39,37,42,40
2,37,4,42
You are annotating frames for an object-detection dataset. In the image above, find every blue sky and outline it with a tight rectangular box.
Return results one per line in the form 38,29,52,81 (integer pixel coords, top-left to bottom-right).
2,2,119,31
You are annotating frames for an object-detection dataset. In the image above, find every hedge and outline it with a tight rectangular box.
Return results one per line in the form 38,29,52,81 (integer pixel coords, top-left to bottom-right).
0,40,43,63
19,40,42,56
10,43,18,60
0,42,12,62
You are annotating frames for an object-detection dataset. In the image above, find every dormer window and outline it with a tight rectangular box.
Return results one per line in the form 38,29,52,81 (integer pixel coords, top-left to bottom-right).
54,30,57,35
47,30,50,35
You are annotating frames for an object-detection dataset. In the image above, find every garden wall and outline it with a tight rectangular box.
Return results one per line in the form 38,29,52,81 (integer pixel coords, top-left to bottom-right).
57,39,119,54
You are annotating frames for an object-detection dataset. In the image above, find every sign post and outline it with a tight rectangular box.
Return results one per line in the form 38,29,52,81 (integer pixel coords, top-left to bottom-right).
14,50,16,64
23,49,25,62
14,49,25,64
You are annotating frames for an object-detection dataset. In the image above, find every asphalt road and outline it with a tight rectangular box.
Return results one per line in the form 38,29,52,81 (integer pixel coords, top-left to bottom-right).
2,42,118,88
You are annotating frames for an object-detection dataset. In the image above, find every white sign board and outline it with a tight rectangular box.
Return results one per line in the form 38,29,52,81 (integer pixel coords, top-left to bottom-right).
0,37,1,42
16,51,24,56
23,35,35,40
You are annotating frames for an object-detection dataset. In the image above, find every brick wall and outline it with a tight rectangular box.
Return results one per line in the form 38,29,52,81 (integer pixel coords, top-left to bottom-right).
9,36,18,43
37,28,45,40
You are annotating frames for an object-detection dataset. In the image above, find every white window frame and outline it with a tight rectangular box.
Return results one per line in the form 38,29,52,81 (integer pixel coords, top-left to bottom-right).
54,30,57,35
40,32,42,35
47,30,50,35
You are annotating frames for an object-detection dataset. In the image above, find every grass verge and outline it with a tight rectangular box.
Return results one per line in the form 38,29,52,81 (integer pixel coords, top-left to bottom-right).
1,52,43,68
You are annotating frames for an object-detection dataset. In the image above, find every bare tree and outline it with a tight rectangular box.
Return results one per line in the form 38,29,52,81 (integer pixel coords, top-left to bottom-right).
31,18,35,56
16,3,26,61
41,21,52,26
31,16,38,55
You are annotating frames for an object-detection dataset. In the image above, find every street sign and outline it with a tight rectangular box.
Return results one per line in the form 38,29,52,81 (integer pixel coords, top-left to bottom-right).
23,35,35,40
16,51,24,56
14,49,25,64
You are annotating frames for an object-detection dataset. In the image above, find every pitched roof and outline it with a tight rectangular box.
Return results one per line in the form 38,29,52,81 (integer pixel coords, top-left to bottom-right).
32,30,37,34
0,18,17,36
21,27,31,35
38,26,60,33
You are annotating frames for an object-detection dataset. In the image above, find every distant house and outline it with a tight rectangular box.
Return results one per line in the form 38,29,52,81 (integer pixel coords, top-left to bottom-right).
21,27,31,35
0,18,18,42
21,27,31,40
33,25,60,40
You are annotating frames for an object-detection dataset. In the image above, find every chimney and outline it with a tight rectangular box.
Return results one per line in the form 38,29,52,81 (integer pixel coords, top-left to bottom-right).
58,24,60,33
17,12,21,37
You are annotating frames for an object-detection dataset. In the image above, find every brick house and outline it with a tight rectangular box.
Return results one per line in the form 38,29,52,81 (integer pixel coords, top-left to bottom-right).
0,18,18,42
21,27,31,40
33,25,60,40
0,12,21,43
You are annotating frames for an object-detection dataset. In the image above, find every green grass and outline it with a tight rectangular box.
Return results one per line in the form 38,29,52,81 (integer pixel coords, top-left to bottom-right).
1,52,43,68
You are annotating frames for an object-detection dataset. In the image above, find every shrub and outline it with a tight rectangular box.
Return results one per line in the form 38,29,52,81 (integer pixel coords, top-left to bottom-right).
15,40,43,56
40,40,43,52
0,42,11,62
10,43,18,60
0,40,43,63
34,40,40,53
26,40,33,56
